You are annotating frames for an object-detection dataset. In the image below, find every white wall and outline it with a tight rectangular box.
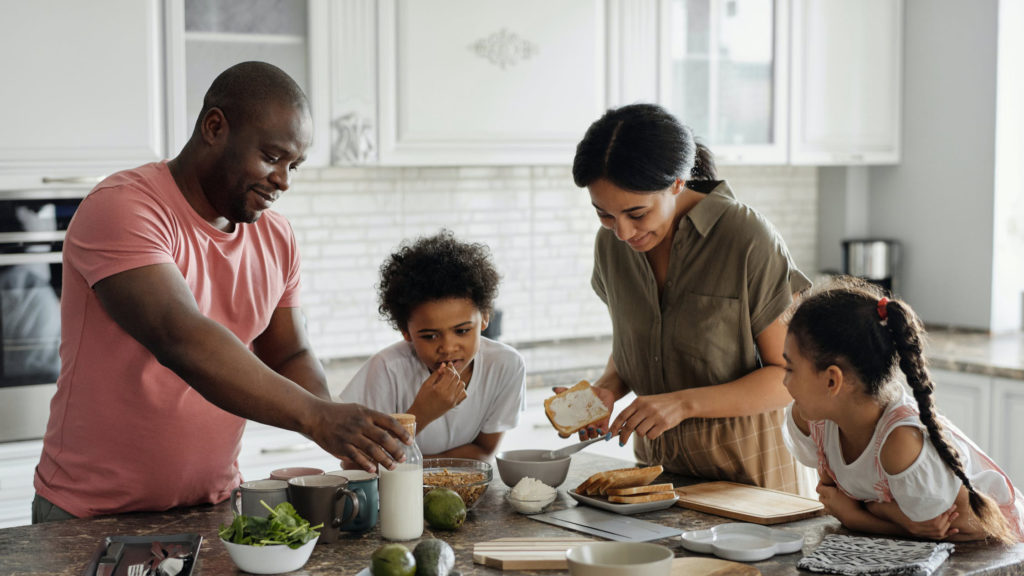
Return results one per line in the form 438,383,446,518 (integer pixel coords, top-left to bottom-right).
276,165,817,360
865,0,998,329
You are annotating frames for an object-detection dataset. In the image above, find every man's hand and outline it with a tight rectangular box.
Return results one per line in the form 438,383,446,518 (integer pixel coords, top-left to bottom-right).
312,403,411,473
408,362,467,430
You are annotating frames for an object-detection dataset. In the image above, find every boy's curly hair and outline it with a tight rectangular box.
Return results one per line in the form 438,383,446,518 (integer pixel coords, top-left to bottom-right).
378,229,500,332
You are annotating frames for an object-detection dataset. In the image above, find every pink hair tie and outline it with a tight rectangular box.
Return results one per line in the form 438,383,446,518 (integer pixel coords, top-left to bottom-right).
877,297,890,324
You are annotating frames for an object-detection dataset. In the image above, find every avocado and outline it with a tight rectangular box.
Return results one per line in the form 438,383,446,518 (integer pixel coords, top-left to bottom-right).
413,538,456,576
370,543,416,576
423,488,466,530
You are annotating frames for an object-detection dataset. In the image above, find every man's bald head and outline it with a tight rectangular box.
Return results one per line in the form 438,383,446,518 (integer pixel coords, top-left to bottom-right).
193,61,309,136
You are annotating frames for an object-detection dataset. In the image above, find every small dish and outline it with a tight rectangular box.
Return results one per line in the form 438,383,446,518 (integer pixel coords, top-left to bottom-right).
221,537,318,574
506,490,557,514
679,522,803,562
495,449,571,487
568,489,678,515
566,542,674,576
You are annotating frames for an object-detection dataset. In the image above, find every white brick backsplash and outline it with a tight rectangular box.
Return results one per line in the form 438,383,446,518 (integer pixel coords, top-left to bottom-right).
280,165,817,360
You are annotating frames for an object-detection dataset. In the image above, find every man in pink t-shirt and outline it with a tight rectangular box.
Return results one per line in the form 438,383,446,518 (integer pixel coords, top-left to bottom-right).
33,62,410,521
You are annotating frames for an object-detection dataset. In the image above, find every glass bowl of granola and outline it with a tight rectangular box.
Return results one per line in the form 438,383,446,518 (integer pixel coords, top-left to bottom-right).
422,458,492,510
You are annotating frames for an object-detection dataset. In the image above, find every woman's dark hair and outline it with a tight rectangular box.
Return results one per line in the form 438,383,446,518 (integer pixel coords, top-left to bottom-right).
377,229,500,333
572,103,715,192
788,276,1015,544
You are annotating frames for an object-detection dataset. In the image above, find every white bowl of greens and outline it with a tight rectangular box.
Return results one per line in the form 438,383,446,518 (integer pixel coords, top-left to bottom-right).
218,501,321,575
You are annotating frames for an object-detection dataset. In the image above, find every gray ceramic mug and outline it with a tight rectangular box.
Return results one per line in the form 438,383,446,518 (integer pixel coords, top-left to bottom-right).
287,474,360,544
230,479,289,517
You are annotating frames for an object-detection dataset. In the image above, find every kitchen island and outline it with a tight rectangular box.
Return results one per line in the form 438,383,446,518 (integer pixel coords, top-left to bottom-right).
1,454,1022,576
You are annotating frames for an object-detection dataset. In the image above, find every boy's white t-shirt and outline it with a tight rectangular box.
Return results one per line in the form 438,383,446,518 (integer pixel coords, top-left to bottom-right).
339,337,527,456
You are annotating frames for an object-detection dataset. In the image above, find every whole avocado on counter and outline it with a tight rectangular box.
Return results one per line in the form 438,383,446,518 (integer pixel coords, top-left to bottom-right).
413,539,456,576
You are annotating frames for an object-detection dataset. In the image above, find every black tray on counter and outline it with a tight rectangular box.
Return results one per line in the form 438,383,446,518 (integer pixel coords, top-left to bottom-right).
82,533,202,576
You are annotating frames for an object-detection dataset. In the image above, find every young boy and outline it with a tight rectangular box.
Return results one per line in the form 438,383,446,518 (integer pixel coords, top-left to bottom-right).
339,230,526,460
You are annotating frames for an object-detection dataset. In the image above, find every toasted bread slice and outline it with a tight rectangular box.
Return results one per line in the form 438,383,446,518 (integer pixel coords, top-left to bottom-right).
607,491,677,504
606,482,675,496
598,465,664,495
575,465,664,496
544,381,610,436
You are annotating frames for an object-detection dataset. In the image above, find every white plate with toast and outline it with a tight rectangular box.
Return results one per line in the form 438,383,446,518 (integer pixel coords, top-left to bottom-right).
568,489,679,515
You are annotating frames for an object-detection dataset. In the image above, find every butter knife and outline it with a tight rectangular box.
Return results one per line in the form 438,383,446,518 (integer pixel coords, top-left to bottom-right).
95,541,125,576
543,432,613,460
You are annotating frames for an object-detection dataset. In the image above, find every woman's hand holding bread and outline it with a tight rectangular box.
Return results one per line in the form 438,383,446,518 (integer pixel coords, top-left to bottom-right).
546,381,615,439
408,361,467,430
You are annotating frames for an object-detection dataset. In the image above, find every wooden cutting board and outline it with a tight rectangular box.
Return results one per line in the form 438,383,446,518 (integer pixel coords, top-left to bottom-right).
472,537,597,570
675,481,824,525
672,557,761,575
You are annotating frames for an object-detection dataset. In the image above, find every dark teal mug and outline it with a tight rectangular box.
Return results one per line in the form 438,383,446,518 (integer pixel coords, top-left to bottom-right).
328,470,379,532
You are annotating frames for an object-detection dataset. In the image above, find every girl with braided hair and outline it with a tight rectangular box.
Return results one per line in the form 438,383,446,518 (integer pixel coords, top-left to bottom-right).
782,276,1023,544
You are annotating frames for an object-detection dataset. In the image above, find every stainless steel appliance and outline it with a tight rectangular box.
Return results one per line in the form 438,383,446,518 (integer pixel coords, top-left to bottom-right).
842,238,900,297
0,188,85,443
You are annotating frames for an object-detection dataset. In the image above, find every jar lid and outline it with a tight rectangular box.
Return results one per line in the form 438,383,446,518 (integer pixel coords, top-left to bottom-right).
391,413,417,437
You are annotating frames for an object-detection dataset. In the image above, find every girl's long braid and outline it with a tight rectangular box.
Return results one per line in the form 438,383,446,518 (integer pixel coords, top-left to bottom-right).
885,299,1015,545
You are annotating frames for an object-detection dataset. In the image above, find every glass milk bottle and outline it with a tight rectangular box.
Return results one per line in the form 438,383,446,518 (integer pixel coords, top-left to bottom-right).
379,413,423,540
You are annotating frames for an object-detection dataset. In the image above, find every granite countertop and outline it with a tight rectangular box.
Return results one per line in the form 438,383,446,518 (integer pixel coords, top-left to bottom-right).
2,453,1021,576
924,328,1024,380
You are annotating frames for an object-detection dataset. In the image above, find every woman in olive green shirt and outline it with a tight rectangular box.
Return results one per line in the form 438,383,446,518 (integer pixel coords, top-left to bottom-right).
573,103,810,491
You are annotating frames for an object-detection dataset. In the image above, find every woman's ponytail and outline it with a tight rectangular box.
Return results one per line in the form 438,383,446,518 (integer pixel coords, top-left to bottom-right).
886,300,1016,545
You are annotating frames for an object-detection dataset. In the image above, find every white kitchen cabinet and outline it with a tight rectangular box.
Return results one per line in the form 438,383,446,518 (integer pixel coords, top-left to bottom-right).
237,421,340,481
333,0,607,166
659,0,789,164
164,0,331,166
0,0,164,187
789,0,903,165
930,369,992,453
0,439,43,529
990,378,1024,488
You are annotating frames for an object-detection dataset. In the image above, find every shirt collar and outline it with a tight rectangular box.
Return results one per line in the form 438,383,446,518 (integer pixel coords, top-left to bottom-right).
682,180,734,237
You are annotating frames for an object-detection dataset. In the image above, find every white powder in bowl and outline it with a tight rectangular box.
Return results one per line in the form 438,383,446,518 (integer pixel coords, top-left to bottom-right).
509,477,557,513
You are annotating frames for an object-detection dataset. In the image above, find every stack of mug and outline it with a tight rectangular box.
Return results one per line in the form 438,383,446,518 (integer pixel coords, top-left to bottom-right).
230,467,380,544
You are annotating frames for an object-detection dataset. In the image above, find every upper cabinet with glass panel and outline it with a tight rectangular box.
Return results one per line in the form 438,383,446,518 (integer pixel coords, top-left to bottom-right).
165,0,330,166
659,0,788,164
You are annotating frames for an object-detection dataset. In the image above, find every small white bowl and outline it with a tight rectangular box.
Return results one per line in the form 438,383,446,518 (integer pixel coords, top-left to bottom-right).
506,491,557,514
566,542,673,576
221,537,318,574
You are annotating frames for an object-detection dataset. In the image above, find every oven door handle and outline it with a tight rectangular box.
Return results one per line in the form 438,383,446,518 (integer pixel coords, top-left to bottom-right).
0,252,63,265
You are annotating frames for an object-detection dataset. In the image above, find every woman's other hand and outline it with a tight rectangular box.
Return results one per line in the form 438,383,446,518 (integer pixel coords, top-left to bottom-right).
608,391,690,445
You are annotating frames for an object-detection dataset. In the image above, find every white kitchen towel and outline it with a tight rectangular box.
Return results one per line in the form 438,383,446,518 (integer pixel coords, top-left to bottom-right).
797,534,955,576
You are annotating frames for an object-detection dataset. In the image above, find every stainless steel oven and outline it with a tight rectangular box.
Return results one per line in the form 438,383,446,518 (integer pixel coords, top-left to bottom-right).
0,187,86,443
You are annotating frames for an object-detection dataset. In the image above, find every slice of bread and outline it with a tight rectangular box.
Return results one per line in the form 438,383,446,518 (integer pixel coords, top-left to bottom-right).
606,482,675,496
596,465,663,495
575,465,665,496
607,491,677,504
544,381,611,436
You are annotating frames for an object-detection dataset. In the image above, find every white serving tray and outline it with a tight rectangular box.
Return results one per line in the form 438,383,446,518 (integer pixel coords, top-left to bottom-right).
679,522,804,562
567,489,679,515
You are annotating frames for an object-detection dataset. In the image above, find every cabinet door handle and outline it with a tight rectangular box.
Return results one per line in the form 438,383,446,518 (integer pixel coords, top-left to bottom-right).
260,441,317,454
41,176,104,185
